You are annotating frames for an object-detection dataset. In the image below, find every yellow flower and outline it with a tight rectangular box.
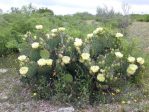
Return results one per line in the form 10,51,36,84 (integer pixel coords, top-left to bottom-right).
87,33,93,39
115,52,123,58
46,59,53,66
100,69,105,73
58,54,63,58
37,58,46,66
115,33,123,38
137,57,144,65
127,64,138,75
121,101,126,104
35,25,43,30
74,38,83,47
51,33,56,37
46,34,50,39
33,93,37,96
93,27,103,34
97,27,103,31
62,56,71,64
127,101,131,104
79,58,84,63
24,34,28,38
116,89,121,93
51,29,58,33
58,27,65,32
97,73,105,82
90,66,100,73
127,56,135,63
33,36,37,39
22,37,26,41
81,53,90,61
134,99,137,102
18,55,27,61
19,67,28,76
31,42,39,49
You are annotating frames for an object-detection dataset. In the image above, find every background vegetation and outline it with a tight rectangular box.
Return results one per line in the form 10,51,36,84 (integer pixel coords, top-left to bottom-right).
0,4,149,56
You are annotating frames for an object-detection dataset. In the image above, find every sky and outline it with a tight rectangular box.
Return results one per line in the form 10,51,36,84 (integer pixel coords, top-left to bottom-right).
0,0,149,15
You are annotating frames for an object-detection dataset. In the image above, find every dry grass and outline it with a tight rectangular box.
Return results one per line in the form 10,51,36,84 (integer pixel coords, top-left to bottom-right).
128,22,149,51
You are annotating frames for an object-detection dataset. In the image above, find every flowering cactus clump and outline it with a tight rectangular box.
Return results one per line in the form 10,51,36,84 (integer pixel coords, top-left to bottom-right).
18,25,145,104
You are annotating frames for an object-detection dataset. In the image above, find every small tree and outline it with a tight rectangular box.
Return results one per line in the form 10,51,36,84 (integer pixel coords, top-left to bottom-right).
119,3,131,34
122,3,130,15
36,8,54,15
96,5,120,23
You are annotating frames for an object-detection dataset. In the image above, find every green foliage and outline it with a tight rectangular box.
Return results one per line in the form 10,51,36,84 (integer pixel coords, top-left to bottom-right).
131,14,149,22
40,49,49,59
17,26,145,105
62,74,73,83
0,5,98,56
6,40,18,49
73,12,95,20
96,6,132,34
0,13,34,55
36,8,54,15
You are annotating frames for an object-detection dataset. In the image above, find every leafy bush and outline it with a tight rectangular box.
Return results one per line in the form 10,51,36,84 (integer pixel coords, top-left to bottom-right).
0,9,97,56
73,12,95,20
17,25,145,105
131,14,149,22
36,8,54,15
0,4,56,56
0,13,35,55
96,6,132,34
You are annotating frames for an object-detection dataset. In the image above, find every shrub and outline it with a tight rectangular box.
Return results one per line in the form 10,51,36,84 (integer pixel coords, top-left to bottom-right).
36,8,54,15
73,12,95,20
96,5,132,34
131,14,149,22
0,10,97,56
17,25,145,105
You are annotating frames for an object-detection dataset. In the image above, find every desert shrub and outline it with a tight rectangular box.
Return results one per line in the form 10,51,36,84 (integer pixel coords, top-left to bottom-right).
73,12,95,20
0,10,96,56
96,5,132,34
0,4,56,56
0,13,38,56
131,14,149,22
36,8,54,15
17,25,145,105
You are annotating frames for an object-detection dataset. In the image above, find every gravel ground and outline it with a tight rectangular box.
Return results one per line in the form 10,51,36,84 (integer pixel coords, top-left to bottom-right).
0,68,61,112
